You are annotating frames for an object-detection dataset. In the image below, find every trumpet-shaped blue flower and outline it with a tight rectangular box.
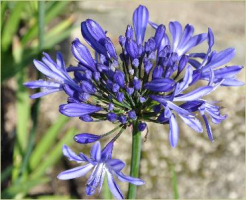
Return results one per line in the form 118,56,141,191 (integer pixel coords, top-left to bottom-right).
58,141,145,199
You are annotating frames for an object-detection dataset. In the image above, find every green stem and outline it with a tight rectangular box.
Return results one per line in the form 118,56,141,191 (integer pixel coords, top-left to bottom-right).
171,164,179,199
38,1,45,51
127,120,142,199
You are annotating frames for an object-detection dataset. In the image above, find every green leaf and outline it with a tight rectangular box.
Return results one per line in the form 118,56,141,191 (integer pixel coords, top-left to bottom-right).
30,128,77,179
29,115,69,171
1,1,8,30
1,166,13,182
2,177,49,199
38,1,45,51
45,15,74,42
21,1,69,46
11,38,31,182
43,25,77,49
37,195,70,199
171,164,179,199
2,2,26,51
1,49,39,82
31,16,75,49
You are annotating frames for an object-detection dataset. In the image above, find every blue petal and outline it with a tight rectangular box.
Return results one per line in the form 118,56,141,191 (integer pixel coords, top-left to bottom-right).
90,141,101,162
144,78,175,92
113,70,125,87
189,53,206,59
125,25,134,39
86,163,105,196
85,19,106,40
103,37,118,60
71,38,96,71
62,145,84,163
178,55,188,74
42,53,62,76
66,66,87,72
188,59,201,69
158,34,170,52
175,65,193,95
24,80,61,89
207,28,214,49
116,172,145,185
177,24,194,50
74,133,101,144
81,20,107,56
29,88,61,99
177,33,207,56
150,95,172,105
202,115,214,142
125,39,139,59
169,114,179,148
206,110,227,124
178,115,203,133
152,65,164,79
57,163,93,180
56,52,66,71
98,168,106,193
166,101,193,117
101,141,114,160
59,103,102,117
180,100,203,112
33,59,63,82
203,48,236,70
174,86,213,101
220,78,244,86
169,21,182,52
106,171,124,200
42,53,77,89
202,65,243,79
80,80,96,94
154,24,166,47
106,159,125,172
133,5,149,44
148,20,158,29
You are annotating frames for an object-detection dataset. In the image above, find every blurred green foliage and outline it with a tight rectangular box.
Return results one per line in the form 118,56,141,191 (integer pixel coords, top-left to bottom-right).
1,1,79,198
1,1,76,82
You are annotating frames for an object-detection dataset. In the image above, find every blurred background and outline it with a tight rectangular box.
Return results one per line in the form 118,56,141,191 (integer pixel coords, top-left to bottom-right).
1,1,245,199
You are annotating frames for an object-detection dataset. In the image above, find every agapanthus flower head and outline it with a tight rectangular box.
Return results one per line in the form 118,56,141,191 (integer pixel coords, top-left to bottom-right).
25,4,244,198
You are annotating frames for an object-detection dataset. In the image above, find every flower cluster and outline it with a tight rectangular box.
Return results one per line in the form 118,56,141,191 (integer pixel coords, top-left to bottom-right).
24,5,243,199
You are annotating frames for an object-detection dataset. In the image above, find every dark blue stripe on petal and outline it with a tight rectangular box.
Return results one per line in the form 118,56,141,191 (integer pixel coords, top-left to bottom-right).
106,171,124,199
203,48,236,70
133,5,149,44
90,141,101,162
177,33,207,56
169,21,182,52
202,115,214,142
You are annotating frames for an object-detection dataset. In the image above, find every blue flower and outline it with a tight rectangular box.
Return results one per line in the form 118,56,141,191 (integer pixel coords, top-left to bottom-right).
24,52,80,98
57,141,145,199
133,5,149,45
25,5,243,152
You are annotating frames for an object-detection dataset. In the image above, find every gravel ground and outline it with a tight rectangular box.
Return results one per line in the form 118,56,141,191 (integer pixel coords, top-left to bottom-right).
3,1,245,199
